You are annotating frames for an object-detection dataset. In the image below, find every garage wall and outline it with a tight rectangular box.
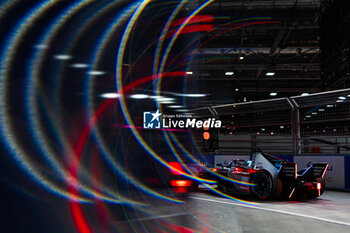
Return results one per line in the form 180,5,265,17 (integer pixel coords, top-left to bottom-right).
218,133,293,155
345,156,350,190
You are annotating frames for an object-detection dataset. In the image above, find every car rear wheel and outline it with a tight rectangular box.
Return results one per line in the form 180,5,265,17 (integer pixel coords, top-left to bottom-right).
251,171,273,200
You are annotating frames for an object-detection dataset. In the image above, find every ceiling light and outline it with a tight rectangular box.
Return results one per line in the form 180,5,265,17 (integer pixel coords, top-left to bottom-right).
235,88,239,92
35,44,48,49
327,105,334,108
159,101,175,104
130,94,149,99
88,70,105,75
150,96,164,99
72,63,88,68
312,112,318,115
306,115,311,118
239,56,244,60
338,96,346,100
266,72,275,76
54,54,72,60
280,126,284,129
186,71,193,75
318,108,325,111
175,94,206,97
301,93,309,96
261,128,265,131
337,100,344,103
347,94,350,97
168,105,182,108
158,97,175,102
225,72,234,76
270,92,277,96
100,93,120,98
175,109,189,112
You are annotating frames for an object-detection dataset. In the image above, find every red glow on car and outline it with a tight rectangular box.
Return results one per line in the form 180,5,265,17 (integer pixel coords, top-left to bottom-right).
317,182,321,190
212,168,218,172
169,162,183,175
171,180,192,187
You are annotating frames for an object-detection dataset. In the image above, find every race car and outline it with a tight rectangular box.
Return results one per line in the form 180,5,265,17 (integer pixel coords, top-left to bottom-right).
199,152,328,200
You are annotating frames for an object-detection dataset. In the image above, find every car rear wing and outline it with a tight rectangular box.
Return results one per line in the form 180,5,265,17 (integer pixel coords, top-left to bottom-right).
300,162,329,179
279,162,297,179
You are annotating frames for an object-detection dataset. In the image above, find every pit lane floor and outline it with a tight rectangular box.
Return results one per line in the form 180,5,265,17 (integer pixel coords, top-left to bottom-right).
187,188,350,233
90,188,350,233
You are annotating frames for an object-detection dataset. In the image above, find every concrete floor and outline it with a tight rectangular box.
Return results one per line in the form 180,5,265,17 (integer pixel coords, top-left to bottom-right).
108,189,350,233
186,190,350,233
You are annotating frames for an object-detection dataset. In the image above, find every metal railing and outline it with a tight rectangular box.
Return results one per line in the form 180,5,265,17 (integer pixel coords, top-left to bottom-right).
192,88,350,155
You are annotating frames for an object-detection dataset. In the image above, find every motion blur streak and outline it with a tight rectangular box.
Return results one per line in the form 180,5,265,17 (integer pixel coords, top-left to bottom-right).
170,15,214,28
0,0,92,203
0,1,274,232
27,0,133,204
153,1,257,202
19,0,143,205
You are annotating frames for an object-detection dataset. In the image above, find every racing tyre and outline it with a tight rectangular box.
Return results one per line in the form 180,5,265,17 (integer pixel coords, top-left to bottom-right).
251,171,273,200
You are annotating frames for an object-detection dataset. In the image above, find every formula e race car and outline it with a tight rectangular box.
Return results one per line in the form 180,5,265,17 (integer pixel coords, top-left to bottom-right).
199,152,328,200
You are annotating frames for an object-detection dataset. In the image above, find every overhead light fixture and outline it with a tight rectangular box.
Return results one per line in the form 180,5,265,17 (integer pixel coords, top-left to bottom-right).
150,96,164,99
312,112,318,115
301,93,309,96
72,63,88,68
347,94,350,97
318,108,325,111
100,93,120,99
54,54,72,60
35,44,48,49
270,92,277,96
266,72,275,76
158,97,175,102
280,126,284,129
306,115,311,118
261,128,265,131
159,101,175,104
338,96,346,100
239,56,244,60
168,105,182,108
235,88,239,92
130,94,149,99
186,71,193,75
88,70,106,75
337,100,344,103
225,72,234,76
175,109,189,112
175,94,206,97
326,104,334,108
